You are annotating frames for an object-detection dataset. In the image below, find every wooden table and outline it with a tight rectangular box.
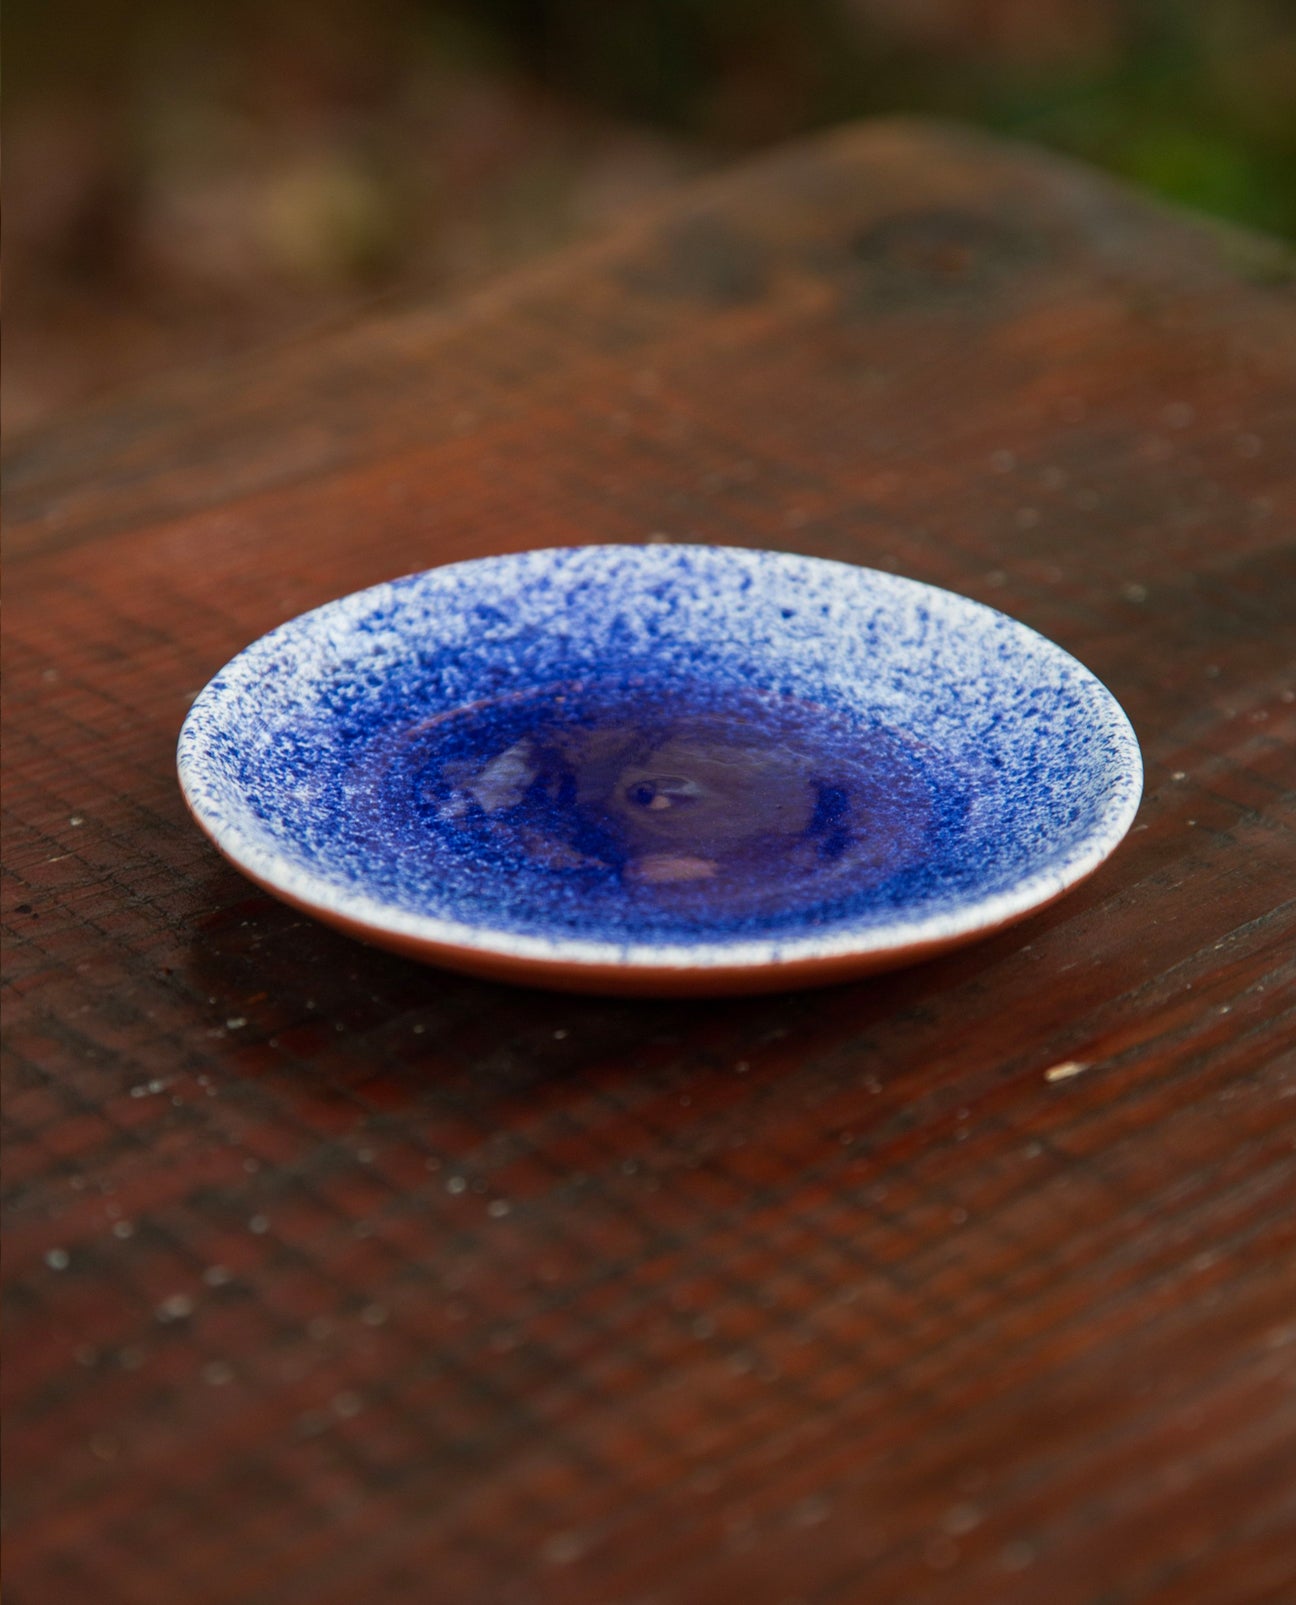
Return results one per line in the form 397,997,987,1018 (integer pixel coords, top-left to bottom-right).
4,119,1295,1605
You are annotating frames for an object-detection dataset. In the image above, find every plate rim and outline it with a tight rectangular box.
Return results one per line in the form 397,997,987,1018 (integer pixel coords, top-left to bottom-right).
177,544,1144,976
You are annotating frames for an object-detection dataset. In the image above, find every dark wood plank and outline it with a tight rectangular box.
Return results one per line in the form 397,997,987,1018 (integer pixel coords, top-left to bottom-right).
4,118,1295,1605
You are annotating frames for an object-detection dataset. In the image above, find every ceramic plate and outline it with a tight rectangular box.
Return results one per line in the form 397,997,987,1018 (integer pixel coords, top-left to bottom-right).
178,545,1142,995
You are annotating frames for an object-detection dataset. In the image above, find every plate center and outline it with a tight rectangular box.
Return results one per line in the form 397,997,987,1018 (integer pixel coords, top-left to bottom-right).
352,682,965,935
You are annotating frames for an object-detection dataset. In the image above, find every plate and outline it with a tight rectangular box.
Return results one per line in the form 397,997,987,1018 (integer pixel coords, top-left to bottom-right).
178,545,1142,995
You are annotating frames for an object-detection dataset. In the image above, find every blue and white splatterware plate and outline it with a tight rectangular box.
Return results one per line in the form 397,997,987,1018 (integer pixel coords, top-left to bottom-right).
178,545,1142,995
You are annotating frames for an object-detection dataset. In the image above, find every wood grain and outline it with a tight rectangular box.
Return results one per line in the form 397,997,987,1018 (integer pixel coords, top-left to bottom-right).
4,119,1295,1605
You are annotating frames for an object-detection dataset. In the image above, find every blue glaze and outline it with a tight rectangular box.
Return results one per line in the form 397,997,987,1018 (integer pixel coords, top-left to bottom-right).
351,682,969,939
178,546,1142,970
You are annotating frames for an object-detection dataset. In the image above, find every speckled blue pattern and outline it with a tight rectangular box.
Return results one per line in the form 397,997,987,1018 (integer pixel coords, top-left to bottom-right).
178,545,1142,970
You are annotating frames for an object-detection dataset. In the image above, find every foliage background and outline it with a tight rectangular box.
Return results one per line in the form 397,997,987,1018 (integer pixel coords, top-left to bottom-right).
6,0,1294,437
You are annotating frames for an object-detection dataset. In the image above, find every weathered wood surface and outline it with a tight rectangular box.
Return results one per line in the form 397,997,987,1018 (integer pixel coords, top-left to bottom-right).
4,119,1295,1605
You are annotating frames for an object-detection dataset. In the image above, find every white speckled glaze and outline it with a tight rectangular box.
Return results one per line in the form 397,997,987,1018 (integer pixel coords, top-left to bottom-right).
177,545,1142,985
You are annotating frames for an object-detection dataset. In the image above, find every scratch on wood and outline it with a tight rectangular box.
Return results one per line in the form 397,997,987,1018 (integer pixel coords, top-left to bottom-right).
1044,1060,1090,1082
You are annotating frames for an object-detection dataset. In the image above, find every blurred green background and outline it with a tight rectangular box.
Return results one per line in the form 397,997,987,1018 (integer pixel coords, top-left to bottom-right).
6,0,1294,435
